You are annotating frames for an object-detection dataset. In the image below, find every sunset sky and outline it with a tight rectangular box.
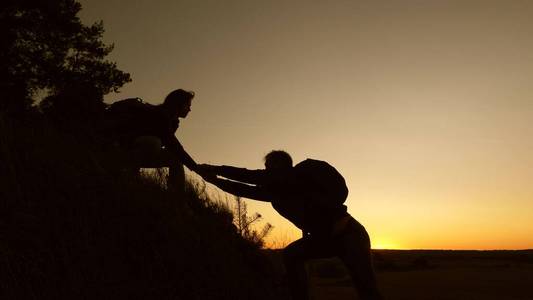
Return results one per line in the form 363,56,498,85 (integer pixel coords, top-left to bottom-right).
79,0,533,250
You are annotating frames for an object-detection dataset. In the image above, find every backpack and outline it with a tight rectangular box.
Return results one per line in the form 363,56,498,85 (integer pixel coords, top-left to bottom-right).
102,97,151,144
293,159,348,206
106,97,149,117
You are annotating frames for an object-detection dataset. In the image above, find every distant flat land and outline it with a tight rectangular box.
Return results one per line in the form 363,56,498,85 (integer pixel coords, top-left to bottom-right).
375,250,533,300
303,250,533,300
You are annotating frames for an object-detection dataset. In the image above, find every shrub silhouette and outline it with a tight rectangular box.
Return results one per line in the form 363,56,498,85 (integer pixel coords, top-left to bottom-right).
231,196,273,248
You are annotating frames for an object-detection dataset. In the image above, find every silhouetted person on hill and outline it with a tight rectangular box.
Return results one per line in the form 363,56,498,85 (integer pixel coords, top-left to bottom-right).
199,151,382,300
104,89,201,189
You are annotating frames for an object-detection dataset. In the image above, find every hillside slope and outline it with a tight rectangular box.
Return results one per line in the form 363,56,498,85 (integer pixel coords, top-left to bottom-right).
0,113,288,299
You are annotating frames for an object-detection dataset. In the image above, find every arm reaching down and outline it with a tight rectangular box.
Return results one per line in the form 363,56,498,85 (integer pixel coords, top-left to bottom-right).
163,134,198,171
175,138,198,171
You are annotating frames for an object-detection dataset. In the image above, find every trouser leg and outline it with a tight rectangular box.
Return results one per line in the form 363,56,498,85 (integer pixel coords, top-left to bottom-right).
125,136,186,191
336,219,382,300
167,160,185,191
283,236,335,300
285,219,382,300
283,238,311,300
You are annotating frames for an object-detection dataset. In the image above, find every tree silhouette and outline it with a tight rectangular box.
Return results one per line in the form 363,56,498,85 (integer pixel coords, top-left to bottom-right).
0,0,131,113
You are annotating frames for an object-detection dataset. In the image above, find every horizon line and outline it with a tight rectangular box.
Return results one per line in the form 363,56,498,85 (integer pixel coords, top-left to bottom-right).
370,248,533,251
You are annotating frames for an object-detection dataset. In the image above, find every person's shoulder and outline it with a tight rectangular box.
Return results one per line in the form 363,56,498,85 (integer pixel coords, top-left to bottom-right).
293,159,341,176
145,104,167,117
294,158,322,168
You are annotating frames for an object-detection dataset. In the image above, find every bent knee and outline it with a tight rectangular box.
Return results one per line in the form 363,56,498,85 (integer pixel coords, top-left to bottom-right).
283,239,307,262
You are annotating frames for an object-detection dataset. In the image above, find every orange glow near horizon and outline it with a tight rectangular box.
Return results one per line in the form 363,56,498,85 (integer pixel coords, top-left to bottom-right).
80,1,533,250
370,238,403,250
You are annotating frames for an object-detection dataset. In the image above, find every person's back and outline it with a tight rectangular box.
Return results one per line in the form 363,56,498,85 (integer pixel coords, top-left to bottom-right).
104,98,160,148
109,101,184,145
264,159,349,236
293,159,348,206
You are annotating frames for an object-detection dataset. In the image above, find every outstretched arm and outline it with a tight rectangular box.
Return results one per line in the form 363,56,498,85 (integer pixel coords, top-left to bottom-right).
209,178,269,202
200,165,265,185
163,134,198,171
175,138,198,171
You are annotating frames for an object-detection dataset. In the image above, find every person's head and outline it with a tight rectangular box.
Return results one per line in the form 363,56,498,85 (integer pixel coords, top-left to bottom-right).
162,89,195,118
264,150,293,171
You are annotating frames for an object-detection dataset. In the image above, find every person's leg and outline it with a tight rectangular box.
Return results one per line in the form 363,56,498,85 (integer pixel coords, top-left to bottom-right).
166,158,185,191
335,218,382,300
283,238,312,300
283,235,334,300
128,136,186,190
129,136,164,168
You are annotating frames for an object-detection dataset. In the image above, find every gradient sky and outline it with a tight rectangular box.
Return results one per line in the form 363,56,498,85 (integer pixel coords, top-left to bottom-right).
79,0,533,250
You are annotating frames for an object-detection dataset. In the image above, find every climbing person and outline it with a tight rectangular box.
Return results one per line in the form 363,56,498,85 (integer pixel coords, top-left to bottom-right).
198,150,382,300
103,89,201,189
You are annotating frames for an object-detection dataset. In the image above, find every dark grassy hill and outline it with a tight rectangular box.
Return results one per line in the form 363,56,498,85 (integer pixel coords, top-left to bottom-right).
0,113,288,299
